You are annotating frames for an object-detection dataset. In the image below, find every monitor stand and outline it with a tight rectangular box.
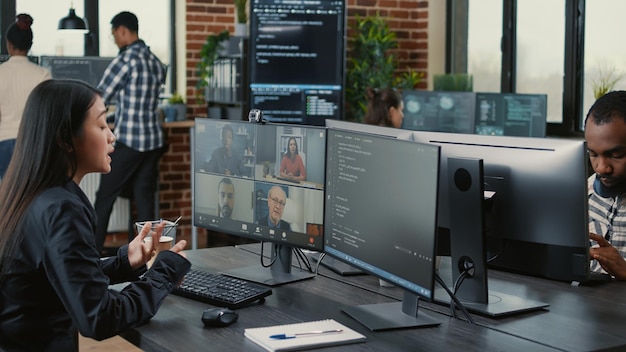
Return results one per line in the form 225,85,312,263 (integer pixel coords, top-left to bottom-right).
435,157,549,317
310,252,365,276
342,291,440,331
221,244,315,287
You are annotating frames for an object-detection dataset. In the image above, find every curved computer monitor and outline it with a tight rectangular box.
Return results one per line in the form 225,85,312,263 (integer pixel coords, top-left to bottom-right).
193,118,326,286
324,127,442,330
408,130,589,282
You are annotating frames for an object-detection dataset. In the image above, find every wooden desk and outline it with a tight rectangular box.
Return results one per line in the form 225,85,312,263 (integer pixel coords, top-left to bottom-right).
305,251,626,352
121,246,556,351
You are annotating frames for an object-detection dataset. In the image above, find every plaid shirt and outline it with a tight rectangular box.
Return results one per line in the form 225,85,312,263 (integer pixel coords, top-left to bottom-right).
98,40,165,152
588,174,626,274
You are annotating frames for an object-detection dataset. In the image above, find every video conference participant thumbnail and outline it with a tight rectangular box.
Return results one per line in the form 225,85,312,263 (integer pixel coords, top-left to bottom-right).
197,122,253,178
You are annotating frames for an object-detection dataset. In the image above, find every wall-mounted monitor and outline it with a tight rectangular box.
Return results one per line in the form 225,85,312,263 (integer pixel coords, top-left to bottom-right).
248,0,345,125
400,91,548,138
474,93,547,137
39,56,114,89
401,90,476,134
324,127,442,330
193,118,326,286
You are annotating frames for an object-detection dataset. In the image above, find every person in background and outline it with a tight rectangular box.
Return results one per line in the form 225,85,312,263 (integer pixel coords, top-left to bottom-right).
218,177,235,219
585,90,626,280
0,79,190,351
363,87,404,128
279,136,306,181
0,14,51,179
257,185,291,230
94,11,166,252
204,123,246,176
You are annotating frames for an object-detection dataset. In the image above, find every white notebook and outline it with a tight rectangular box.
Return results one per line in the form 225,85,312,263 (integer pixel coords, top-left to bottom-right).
244,319,366,352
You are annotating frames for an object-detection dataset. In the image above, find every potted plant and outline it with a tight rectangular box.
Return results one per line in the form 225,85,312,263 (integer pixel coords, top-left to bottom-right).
163,92,187,122
345,13,423,122
196,30,231,102
433,73,473,92
589,65,624,99
234,0,248,36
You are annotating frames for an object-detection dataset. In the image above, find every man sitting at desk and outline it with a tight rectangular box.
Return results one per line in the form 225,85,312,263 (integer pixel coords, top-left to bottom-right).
586,90,626,280
257,185,291,230
204,124,245,177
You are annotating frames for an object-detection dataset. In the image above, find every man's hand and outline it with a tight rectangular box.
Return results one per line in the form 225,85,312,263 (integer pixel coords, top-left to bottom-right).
589,233,626,280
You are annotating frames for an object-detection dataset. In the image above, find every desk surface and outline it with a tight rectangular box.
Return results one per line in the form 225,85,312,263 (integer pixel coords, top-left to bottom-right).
304,249,626,352
122,246,557,352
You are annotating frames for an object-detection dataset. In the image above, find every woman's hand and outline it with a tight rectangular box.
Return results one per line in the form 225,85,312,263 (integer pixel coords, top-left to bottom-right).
128,221,164,270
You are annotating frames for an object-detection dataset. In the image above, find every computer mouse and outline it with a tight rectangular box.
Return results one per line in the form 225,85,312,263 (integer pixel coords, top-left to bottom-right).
201,307,239,327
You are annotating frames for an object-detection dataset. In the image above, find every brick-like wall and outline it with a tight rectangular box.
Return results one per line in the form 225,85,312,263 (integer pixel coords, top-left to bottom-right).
161,0,430,248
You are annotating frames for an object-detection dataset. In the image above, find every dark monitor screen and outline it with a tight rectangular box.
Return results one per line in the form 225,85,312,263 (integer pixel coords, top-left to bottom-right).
39,56,114,88
401,90,476,134
409,131,589,282
0,55,39,65
474,93,547,137
324,128,442,330
248,0,345,125
193,118,326,285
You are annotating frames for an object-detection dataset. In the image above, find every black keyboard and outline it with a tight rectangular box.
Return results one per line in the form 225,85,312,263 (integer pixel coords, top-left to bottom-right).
173,269,272,309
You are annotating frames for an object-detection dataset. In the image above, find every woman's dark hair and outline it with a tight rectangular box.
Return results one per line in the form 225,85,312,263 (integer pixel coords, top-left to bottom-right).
284,136,299,158
363,87,403,127
5,14,34,51
585,90,626,126
0,79,101,279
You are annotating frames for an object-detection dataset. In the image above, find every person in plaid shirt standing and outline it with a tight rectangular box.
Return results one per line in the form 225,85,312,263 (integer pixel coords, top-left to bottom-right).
94,11,166,252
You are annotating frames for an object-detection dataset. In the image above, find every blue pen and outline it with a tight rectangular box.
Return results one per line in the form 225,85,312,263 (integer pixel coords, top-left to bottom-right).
269,329,343,339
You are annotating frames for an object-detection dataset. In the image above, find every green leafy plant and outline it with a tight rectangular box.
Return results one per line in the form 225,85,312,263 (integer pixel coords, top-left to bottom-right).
433,73,473,92
168,92,185,104
196,30,231,100
345,13,423,122
234,0,247,24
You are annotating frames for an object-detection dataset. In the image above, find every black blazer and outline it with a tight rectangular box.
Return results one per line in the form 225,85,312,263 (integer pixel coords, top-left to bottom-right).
0,181,190,351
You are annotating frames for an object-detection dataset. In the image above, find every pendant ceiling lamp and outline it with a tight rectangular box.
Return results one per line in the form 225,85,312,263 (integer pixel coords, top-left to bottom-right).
58,6,87,30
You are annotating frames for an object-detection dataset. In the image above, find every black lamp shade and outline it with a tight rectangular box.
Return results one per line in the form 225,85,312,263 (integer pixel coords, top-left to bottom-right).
58,8,87,30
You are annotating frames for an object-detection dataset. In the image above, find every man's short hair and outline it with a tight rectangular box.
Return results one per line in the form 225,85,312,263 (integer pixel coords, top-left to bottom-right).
585,90,626,126
111,11,138,32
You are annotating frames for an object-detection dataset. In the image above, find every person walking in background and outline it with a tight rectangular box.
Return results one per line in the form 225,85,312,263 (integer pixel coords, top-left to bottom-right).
0,14,51,179
363,87,404,128
0,79,189,351
94,11,166,252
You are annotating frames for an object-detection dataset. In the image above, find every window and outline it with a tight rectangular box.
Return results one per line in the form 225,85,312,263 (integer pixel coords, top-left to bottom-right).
458,0,586,135
583,0,626,129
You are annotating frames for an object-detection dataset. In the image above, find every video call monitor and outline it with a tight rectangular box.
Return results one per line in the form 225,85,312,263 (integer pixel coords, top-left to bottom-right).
324,128,442,330
39,56,114,89
408,131,590,283
193,118,326,286
400,90,476,134
474,93,547,137
248,0,345,125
